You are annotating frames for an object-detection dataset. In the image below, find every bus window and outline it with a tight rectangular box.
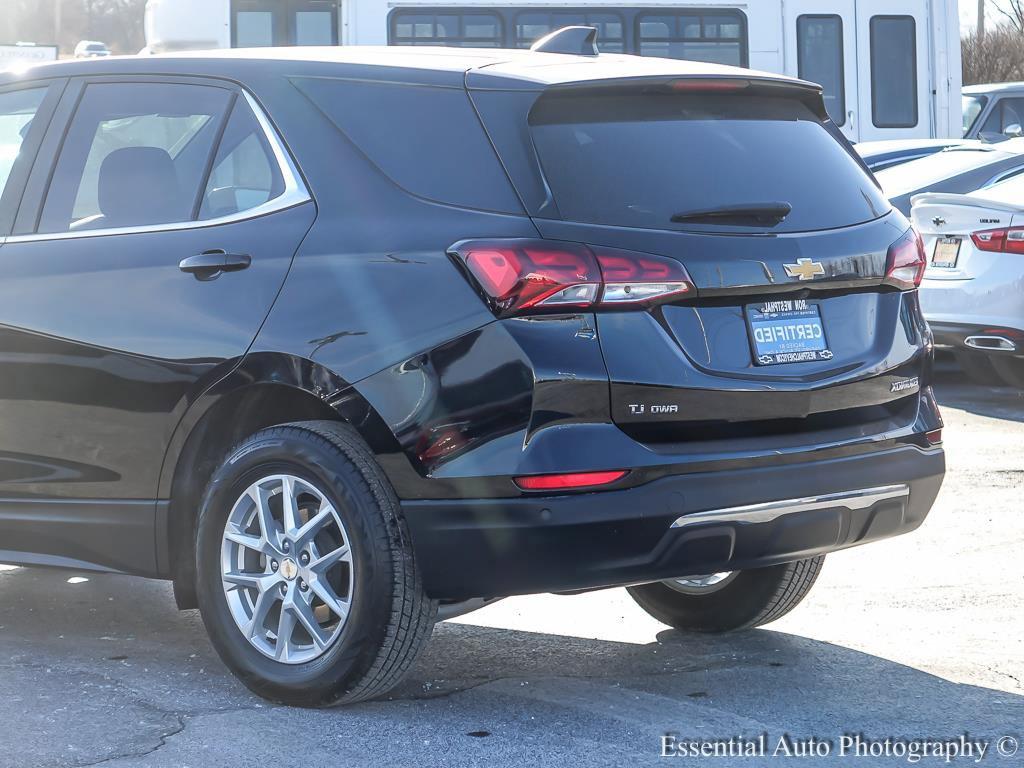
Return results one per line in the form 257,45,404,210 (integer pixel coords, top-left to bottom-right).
390,10,503,47
797,15,845,126
513,11,624,52
636,10,747,66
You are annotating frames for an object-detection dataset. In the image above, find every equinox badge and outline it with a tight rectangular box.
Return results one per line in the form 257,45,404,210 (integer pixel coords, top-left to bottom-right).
783,258,826,281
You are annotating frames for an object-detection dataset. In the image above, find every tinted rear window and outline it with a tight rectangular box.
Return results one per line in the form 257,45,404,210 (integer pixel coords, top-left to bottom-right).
528,90,889,233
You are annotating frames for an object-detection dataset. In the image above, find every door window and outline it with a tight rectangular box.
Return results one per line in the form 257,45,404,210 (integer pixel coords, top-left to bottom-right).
199,101,285,220
38,82,232,233
0,87,46,199
295,11,334,45
797,15,845,126
870,16,918,128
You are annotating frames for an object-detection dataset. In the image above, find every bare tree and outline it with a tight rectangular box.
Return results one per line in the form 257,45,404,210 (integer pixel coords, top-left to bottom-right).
963,23,1024,85
995,0,1024,34
1,0,146,55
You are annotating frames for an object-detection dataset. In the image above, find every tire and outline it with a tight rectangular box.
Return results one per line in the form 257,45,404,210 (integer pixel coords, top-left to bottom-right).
991,357,1024,389
195,420,436,706
626,557,825,633
953,350,1006,387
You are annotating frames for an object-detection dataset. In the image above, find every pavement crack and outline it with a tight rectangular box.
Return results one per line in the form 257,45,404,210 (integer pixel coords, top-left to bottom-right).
73,715,186,768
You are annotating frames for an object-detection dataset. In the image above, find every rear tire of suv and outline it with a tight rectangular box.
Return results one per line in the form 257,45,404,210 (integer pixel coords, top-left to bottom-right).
195,420,436,706
626,557,825,633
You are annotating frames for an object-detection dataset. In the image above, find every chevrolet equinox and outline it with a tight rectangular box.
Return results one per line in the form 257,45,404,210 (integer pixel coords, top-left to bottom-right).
0,31,945,706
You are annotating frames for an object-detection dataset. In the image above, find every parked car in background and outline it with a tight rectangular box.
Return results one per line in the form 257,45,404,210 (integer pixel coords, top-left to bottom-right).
912,177,1024,388
875,141,1024,215
74,40,111,58
962,82,1024,142
856,139,969,172
0,38,945,707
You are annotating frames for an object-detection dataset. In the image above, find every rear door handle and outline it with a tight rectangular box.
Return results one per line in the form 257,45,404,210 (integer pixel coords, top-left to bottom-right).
179,249,251,280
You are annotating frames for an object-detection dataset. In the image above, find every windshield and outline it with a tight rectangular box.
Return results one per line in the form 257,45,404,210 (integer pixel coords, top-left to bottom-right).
963,95,988,136
529,90,889,234
875,148,1008,197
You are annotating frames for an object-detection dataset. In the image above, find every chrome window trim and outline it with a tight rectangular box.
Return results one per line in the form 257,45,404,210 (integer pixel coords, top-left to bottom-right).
670,484,910,529
5,90,310,245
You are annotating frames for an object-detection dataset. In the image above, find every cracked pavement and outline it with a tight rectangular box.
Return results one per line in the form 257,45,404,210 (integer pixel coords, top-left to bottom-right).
0,366,1021,767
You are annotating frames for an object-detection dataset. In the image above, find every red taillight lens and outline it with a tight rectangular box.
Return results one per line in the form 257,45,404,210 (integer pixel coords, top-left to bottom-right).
971,226,1024,254
925,429,943,445
514,470,628,491
885,228,926,288
449,239,695,317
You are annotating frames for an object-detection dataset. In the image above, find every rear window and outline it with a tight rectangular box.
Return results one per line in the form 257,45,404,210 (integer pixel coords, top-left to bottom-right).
528,89,889,233
874,149,1009,198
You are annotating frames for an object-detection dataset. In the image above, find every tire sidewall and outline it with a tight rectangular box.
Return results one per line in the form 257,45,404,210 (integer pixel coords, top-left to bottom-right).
196,430,396,705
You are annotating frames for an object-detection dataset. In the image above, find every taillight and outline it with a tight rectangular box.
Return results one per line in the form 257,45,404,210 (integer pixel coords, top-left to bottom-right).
514,470,628,491
449,239,695,317
884,228,926,289
971,226,1024,254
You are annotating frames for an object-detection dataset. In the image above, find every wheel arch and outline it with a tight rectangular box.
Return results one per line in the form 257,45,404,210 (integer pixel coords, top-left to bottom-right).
160,352,402,609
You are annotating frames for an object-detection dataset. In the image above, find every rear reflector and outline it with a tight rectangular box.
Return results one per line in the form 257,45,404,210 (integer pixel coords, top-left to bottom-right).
450,239,695,317
884,228,926,288
514,470,628,491
925,429,943,445
971,226,1024,254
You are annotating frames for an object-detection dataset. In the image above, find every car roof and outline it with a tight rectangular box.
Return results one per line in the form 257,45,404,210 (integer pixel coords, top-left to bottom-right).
0,45,815,92
963,82,1024,95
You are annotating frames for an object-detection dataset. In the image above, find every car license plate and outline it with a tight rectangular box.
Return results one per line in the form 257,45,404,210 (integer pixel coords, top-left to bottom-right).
932,236,961,268
747,300,832,366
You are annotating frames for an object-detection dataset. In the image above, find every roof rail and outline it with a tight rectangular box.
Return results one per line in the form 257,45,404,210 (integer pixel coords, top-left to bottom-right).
530,26,599,56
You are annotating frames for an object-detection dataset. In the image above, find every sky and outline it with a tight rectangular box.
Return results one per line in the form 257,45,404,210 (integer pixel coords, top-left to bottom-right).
961,0,1015,34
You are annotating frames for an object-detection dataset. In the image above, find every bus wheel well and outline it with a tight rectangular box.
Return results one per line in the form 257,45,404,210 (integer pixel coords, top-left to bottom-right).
167,384,341,610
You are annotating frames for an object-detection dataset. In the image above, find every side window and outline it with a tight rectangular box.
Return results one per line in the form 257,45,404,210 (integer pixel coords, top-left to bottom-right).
513,11,624,53
0,87,47,200
198,100,285,220
980,98,1024,140
870,16,918,129
389,11,503,47
797,15,845,126
37,82,232,233
637,10,747,66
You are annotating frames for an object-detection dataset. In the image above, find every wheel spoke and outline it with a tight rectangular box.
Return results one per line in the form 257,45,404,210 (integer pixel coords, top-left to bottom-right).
280,476,301,534
224,527,265,553
309,576,350,622
309,544,350,573
248,484,279,549
224,570,275,592
292,502,334,547
246,585,278,640
274,599,297,660
290,596,330,649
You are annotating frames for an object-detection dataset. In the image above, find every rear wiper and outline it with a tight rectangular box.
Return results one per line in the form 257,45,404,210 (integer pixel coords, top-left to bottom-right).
671,202,793,227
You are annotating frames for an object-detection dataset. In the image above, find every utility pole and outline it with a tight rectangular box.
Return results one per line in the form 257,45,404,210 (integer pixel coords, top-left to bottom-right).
978,0,986,38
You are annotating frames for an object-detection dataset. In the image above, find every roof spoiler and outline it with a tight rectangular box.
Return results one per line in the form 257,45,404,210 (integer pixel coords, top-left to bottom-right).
910,192,1023,213
530,26,600,56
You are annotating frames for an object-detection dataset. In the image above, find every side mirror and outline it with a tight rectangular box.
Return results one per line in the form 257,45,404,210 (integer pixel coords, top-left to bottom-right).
1005,123,1023,138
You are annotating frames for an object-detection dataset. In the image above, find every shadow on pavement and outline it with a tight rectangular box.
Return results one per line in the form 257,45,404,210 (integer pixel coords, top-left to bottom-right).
0,566,1020,767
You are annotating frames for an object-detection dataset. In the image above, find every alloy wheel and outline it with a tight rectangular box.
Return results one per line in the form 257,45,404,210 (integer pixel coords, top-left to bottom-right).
220,474,353,664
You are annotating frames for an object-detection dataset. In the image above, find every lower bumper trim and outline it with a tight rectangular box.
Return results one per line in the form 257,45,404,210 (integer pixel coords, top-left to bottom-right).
670,484,910,529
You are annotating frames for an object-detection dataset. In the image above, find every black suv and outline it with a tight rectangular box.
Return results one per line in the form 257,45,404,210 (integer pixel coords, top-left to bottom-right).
0,36,944,706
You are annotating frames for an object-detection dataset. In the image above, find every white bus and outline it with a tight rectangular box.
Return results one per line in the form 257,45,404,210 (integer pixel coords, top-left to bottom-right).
144,0,962,142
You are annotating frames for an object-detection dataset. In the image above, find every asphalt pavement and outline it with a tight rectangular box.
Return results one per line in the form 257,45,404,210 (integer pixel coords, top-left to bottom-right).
0,366,1021,767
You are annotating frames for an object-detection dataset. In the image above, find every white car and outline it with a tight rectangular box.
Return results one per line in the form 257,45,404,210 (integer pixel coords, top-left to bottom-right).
74,40,111,58
912,174,1024,388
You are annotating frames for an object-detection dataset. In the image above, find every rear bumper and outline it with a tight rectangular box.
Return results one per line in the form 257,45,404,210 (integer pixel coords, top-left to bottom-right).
402,445,944,600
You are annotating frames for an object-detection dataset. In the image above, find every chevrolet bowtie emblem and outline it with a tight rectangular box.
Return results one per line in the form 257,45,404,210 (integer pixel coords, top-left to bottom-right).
783,258,827,281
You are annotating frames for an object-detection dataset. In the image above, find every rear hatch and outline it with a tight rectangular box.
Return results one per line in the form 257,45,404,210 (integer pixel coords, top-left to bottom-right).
469,73,928,445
